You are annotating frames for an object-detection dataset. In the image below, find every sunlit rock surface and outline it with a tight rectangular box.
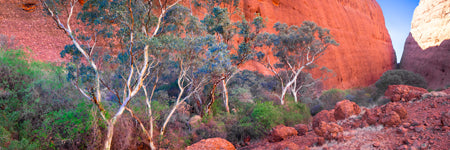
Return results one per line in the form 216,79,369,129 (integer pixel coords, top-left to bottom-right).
401,0,450,89
236,0,396,89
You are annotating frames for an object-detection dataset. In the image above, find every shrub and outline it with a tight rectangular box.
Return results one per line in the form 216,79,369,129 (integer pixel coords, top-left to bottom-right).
318,88,345,110
374,69,427,97
344,86,377,107
282,97,310,126
251,101,283,132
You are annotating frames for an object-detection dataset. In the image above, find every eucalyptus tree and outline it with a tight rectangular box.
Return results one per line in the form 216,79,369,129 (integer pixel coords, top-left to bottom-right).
199,1,265,114
256,21,338,104
39,0,181,149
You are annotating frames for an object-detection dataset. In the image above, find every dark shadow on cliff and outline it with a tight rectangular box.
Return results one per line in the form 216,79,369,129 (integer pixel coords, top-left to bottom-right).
400,33,450,89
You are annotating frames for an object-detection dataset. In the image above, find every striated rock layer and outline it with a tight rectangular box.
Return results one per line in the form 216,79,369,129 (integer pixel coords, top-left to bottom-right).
0,0,395,89
400,0,450,89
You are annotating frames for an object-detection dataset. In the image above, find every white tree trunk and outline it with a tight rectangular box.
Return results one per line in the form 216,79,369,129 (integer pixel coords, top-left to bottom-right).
222,80,230,113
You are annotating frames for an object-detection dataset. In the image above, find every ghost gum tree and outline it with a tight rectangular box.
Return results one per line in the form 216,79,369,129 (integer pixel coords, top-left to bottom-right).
39,0,185,149
195,0,265,115
39,0,336,149
256,21,339,105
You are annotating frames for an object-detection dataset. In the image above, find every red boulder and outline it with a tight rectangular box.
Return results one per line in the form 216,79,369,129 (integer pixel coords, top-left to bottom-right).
384,85,428,102
334,100,361,120
269,125,298,142
186,138,235,150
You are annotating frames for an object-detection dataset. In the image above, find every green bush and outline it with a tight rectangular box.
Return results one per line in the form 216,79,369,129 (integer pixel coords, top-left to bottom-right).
282,96,310,126
374,69,427,97
251,101,283,131
318,88,345,110
344,86,377,107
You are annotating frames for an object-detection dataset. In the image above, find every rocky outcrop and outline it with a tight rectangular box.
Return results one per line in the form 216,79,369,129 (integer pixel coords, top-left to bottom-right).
238,0,396,89
186,138,235,150
400,0,450,89
384,85,428,102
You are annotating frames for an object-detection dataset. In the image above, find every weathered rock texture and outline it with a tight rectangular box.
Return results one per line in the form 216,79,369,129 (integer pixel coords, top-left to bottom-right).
400,0,450,89
237,0,396,89
0,0,70,62
186,138,236,150
0,0,395,89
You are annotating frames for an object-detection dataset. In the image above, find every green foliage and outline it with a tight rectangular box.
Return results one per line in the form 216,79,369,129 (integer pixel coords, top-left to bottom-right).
0,47,99,149
251,102,283,131
5,138,39,150
375,69,427,97
282,96,310,126
0,126,11,147
319,88,345,110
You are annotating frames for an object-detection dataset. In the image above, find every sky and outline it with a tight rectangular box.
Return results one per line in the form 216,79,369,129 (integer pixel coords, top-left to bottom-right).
377,0,420,63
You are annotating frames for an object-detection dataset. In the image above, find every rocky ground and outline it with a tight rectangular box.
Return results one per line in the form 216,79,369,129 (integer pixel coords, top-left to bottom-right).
188,85,450,150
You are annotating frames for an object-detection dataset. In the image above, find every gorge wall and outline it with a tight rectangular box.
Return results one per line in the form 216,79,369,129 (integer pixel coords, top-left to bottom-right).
0,0,396,89
237,0,396,89
400,0,450,89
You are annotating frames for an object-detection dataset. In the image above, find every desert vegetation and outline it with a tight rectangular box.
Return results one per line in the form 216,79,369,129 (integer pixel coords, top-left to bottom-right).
0,0,434,150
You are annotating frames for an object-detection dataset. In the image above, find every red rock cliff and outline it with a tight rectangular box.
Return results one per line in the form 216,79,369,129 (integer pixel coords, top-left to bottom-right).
400,0,450,89
0,0,396,89
237,0,396,89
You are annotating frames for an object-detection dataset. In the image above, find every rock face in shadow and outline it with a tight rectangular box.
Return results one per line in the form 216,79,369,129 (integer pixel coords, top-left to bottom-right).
0,0,396,89
400,0,450,89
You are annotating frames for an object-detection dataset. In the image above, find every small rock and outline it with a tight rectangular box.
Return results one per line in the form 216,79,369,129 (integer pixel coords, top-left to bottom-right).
430,103,436,108
411,121,420,126
294,124,309,136
315,137,325,146
402,122,411,128
441,111,450,126
397,126,408,134
414,125,425,133
420,143,428,149
373,142,380,147
396,145,408,150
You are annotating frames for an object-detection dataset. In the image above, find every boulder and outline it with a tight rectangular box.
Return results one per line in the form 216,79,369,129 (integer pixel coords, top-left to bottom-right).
334,100,361,120
186,138,235,150
188,115,202,128
362,108,380,125
312,109,336,129
384,85,428,102
384,102,408,119
294,124,309,136
274,142,301,150
269,125,298,142
400,0,450,89
381,111,401,127
313,121,343,140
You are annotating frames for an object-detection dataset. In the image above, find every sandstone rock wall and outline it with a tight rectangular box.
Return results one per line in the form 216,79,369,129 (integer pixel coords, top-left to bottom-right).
400,0,450,89
0,0,70,62
237,0,395,89
0,0,396,89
